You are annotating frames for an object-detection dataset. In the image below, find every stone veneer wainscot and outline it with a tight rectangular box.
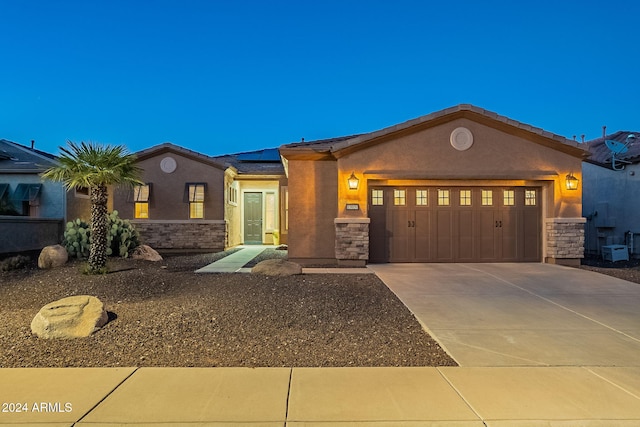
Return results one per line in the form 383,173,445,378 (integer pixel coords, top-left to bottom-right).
132,220,227,251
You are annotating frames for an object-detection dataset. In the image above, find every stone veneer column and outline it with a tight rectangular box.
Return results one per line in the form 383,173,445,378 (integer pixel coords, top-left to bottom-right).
545,218,586,266
334,218,370,266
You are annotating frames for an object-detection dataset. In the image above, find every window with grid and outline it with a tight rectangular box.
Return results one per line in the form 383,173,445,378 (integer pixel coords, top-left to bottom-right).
438,189,450,206
503,189,515,206
459,190,472,206
481,190,493,206
394,189,406,206
416,190,428,206
133,184,150,218
187,183,205,219
371,189,384,206
525,189,537,206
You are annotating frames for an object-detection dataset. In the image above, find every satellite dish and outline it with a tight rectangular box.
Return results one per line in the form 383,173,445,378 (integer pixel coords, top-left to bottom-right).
605,139,629,154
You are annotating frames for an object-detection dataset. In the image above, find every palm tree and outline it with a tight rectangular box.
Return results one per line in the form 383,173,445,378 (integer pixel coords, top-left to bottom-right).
42,141,142,273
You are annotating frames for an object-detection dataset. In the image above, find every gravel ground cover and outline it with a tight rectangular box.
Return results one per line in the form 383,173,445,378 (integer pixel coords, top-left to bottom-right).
0,250,455,368
2,250,637,369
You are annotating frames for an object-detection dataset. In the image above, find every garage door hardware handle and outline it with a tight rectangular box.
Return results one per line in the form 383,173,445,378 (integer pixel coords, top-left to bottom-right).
495,220,503,228
407,220,416,228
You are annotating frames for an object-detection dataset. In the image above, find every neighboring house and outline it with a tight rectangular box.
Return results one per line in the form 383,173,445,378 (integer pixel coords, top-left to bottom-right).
112,143,287,251
582,131,640,257
0,139,97,254
280,104,588,266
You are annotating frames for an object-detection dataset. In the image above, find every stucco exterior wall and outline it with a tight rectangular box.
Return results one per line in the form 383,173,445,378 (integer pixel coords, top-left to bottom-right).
583,161,640,257
287,159,337,263
113,152,225,221
336,118,583,220
0,175,66,219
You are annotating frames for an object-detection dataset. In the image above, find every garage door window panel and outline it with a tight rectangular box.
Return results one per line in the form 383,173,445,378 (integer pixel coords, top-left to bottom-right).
438,189,450,206
503,189,515,206
460,190,472,206
371,189,384,206
525,189,537,206
481,190,493,206
394,189,406,206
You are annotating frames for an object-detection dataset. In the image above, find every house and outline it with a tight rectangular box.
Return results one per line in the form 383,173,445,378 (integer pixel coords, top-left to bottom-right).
0,139,97,254
582,130,640,257
280,104,588,266
115,104,588,266
112,143,287,251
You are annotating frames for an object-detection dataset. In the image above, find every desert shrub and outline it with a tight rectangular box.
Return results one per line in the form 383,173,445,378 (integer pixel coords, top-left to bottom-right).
63,211,140,259
0,255,31,271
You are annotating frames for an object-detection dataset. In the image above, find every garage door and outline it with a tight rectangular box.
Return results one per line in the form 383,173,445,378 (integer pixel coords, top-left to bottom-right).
369,187,541,262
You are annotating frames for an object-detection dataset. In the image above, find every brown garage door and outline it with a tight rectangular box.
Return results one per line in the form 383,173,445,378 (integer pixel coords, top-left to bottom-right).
369,187,541,262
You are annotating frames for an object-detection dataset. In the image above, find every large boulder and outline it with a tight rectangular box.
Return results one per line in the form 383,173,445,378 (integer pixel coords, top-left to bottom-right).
31,295,109,339
131,244,163,261
38,244,68,269
251,259,302,276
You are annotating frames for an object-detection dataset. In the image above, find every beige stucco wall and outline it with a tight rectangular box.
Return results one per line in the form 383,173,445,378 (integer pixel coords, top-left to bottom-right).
287,159,337,262
284,117,584,264
336,118,583,220
113,152,225,221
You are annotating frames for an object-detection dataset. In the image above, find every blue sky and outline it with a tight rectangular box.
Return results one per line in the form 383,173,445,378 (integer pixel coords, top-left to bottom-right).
1,0,638,157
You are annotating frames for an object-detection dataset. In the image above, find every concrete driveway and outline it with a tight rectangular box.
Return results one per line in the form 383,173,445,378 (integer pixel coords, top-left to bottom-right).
369,263,640,367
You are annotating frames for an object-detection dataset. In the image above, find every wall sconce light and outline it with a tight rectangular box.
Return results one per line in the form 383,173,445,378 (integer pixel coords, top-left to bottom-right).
565,173,579,190
347,172,359,190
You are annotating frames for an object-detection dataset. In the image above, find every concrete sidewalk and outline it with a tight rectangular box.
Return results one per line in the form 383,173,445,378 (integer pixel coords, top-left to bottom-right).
2,366,640,425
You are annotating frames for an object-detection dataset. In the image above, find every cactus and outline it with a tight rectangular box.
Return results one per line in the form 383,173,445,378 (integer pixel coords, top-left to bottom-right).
63,220,91,259
62,210,139,259
106,210,140,258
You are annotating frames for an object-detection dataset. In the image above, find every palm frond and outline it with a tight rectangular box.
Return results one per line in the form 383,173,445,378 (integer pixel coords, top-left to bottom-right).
41,140,143,189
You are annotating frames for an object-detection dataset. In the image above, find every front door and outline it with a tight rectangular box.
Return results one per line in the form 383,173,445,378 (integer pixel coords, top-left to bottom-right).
244,192,263,244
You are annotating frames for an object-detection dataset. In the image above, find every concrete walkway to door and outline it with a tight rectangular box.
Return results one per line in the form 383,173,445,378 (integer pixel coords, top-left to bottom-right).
369,262,640,367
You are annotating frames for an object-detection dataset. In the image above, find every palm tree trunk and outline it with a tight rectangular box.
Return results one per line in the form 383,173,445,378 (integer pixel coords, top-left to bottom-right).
89,184,109,273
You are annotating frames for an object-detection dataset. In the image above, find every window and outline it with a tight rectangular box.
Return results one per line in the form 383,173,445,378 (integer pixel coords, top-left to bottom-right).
75,186,89,198
393,189,406,206
133,184,151,219
438,189,450,206
503,189,515,206
525,189,537,206
265,192,276,230
416,190,428,206
283,186,289,231
459,190,472,206
186,183,206,219
12,183,42,216
481,190,493,206
228,182,238,205
371,189,384,206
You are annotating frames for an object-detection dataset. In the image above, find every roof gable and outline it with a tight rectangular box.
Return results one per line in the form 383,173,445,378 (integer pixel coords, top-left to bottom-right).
279,105,589,160
135,142,227,171
330,105,588,159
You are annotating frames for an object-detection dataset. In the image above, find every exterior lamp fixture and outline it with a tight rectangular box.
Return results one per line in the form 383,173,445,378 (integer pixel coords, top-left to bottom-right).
347,172,359,190
565,173,579,190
